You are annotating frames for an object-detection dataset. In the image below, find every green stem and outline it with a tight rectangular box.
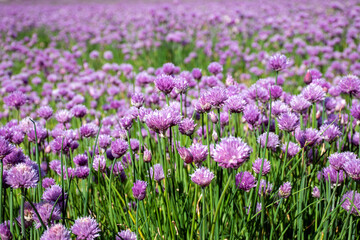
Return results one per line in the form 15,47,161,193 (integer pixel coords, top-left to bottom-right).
21,189,26,239
210,172,233,239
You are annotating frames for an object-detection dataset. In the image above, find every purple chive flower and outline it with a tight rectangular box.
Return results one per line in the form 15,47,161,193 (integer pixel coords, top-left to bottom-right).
213,136,252,169
3,91,27,109
177,146,193,164
28,125,48,144
271,100,290,117
192,68,202,80
145,110,171,135
312,186,320,198
80,123,99,138
109,162,124,176
16,202,34,228
207,87,228,108
258,179,273,196
93,155,106,172
98,134,112,149
235,171,257,191
34,202,61,228
301,83,326,103
120,117,133,131
42,177,56,189
75,166,90,179
295,128,321,148
6,163,38,188
351,103,360,121
155,74,174,94
343,159,360,181
278,182,292,198
55,110,73,124
243,104,261,128
257,132,280,151
178,118,197,136
0,221,12,240
132,180,147,200
267,53,290,72
104,50,113,60
338,75,360,95
270,85,283,99
3,148,25,166
150,164,165,181
282,142,300,158
37,106,53,120
131,93,145,108
162,62,175,75
195,93,212,113
208,62,223,75
71,105,88,118
111,139,128,158
116,229,136,240
252,158,271,176
42,185,66,206
319,124,341,143
0,137,13,160
73,154,88,166
130,138,140,152
71,216,101,240
278,112,300,132
341,191,360,216
226,95,247,113
247,85,269,103
188,142,208,165
190,167,214,188
174,76,188,94
321,166,346,185
330,150,358,170
40,223,71,240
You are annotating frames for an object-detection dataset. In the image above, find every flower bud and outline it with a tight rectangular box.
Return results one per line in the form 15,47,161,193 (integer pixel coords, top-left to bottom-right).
304,71,312,85
143,148,152,163
212,130,218,142
177,146,193,164
209,111,218,123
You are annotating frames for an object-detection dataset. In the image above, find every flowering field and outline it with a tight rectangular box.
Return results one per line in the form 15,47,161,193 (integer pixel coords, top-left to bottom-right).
0,0,360,239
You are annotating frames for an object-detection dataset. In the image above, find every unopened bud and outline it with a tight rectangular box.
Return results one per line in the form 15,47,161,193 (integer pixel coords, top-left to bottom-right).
304,71,312,84
209,111,218,123
177,146,193,164
143,148,152,162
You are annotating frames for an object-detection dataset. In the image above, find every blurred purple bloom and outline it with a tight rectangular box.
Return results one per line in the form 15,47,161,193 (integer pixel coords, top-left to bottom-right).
267,53,290,72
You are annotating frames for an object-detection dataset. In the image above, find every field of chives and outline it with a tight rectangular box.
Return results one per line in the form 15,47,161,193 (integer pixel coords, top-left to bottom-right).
0,0,360,239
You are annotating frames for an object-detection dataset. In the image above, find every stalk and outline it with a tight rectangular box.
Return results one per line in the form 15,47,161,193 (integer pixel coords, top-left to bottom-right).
30,119,42,200
83,124,102,215
9,188,13,234
202,188,206,240
21,189,26,239
210,172,232,239
127,130,136,182
312,103,317,129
